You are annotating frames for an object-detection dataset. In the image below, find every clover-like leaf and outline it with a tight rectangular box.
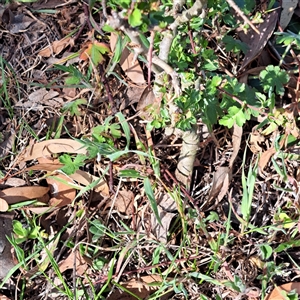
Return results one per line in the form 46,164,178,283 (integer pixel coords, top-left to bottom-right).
219,106,249,128
259,65,289,96
59,153,86,175
129,8,143,27
222,35,248,54
62,98,87,116
80,41,110,66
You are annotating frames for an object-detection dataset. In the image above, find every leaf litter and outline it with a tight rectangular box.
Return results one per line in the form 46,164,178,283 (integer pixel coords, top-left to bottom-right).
0,1,300,299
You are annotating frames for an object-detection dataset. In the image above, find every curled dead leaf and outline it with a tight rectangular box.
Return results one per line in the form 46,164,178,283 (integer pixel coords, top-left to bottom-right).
19,139,88,162
70,170,109,195
107,275,165,300
0,186,49,205
114,190,134,214
47,174,76,208
265,282,300,300
110,32,145,84
38,37,74,57
151,192,176,243
58,251,88,275
250,131,265,154
258,148,276,171
0,213,16,280
0,198,9,212
238,9,279,72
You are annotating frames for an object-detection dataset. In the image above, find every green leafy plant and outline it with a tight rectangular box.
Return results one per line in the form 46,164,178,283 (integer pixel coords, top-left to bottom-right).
259,65,289,96
240,155,258,232
62,98,87,116
80,41,110,66
59,153,87,175
12,217,42,244
54,64,90,87
92,116,122,141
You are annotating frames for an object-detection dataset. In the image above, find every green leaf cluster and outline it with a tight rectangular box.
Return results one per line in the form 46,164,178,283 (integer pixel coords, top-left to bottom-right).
92,115,122,145
54,64,88,87
259,65,289,96
59,153,86,175
13,220,41,244
62,98,87,116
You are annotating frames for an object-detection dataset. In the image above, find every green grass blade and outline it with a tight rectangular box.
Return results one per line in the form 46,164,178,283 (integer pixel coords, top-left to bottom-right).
116,112,131,150
144,177,162,226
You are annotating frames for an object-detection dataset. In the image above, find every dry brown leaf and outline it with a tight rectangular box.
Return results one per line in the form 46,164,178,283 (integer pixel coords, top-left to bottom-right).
15,88,64,110
209,124,242,203
250,130,265,153
38,36,73,57
265,282,300,299
0,177,26,188
136,86,161,120
0,198,9,212
258,147,276,171
114,190,134,214
217,172,230,202
0,213,16,280
107,275,164,300
229,124,243,168
26,163,63,172
110,32,145,84
120,86,145,110
47,174,76,208
280,0,298,30
115,241,136,275
0,186,49,205
0,294,11,300
0,131,14,157
32,157,76,208
62,87,77,99
70,170,109,195
58,251,88,275
208,166,230,203
27,206,55,214
238,9,279,72
151,192,176,243
2,9,35,34
19,139,88,162
28,157,109,197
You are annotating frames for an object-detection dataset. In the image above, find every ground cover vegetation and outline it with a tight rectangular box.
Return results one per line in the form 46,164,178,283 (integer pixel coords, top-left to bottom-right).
0,0,300,299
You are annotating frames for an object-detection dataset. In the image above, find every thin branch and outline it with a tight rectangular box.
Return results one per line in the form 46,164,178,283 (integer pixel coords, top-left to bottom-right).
226,0,260,34
147,31,155,88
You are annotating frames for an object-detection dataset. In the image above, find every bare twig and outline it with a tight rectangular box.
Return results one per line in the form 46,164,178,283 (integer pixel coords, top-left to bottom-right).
147,31,155,88
101,0,108,20
99,64,116,114
226,0,260,34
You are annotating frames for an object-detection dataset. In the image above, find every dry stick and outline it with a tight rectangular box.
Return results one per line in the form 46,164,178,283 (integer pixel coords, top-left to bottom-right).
101,0,108,20
226,0,260,34
69,3,89,52
147,31,155,88
187,24,200,75
99,64,117,114
98,64,116,192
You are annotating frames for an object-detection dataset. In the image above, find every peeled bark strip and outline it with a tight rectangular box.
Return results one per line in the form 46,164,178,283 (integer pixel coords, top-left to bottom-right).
175,126,200,189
